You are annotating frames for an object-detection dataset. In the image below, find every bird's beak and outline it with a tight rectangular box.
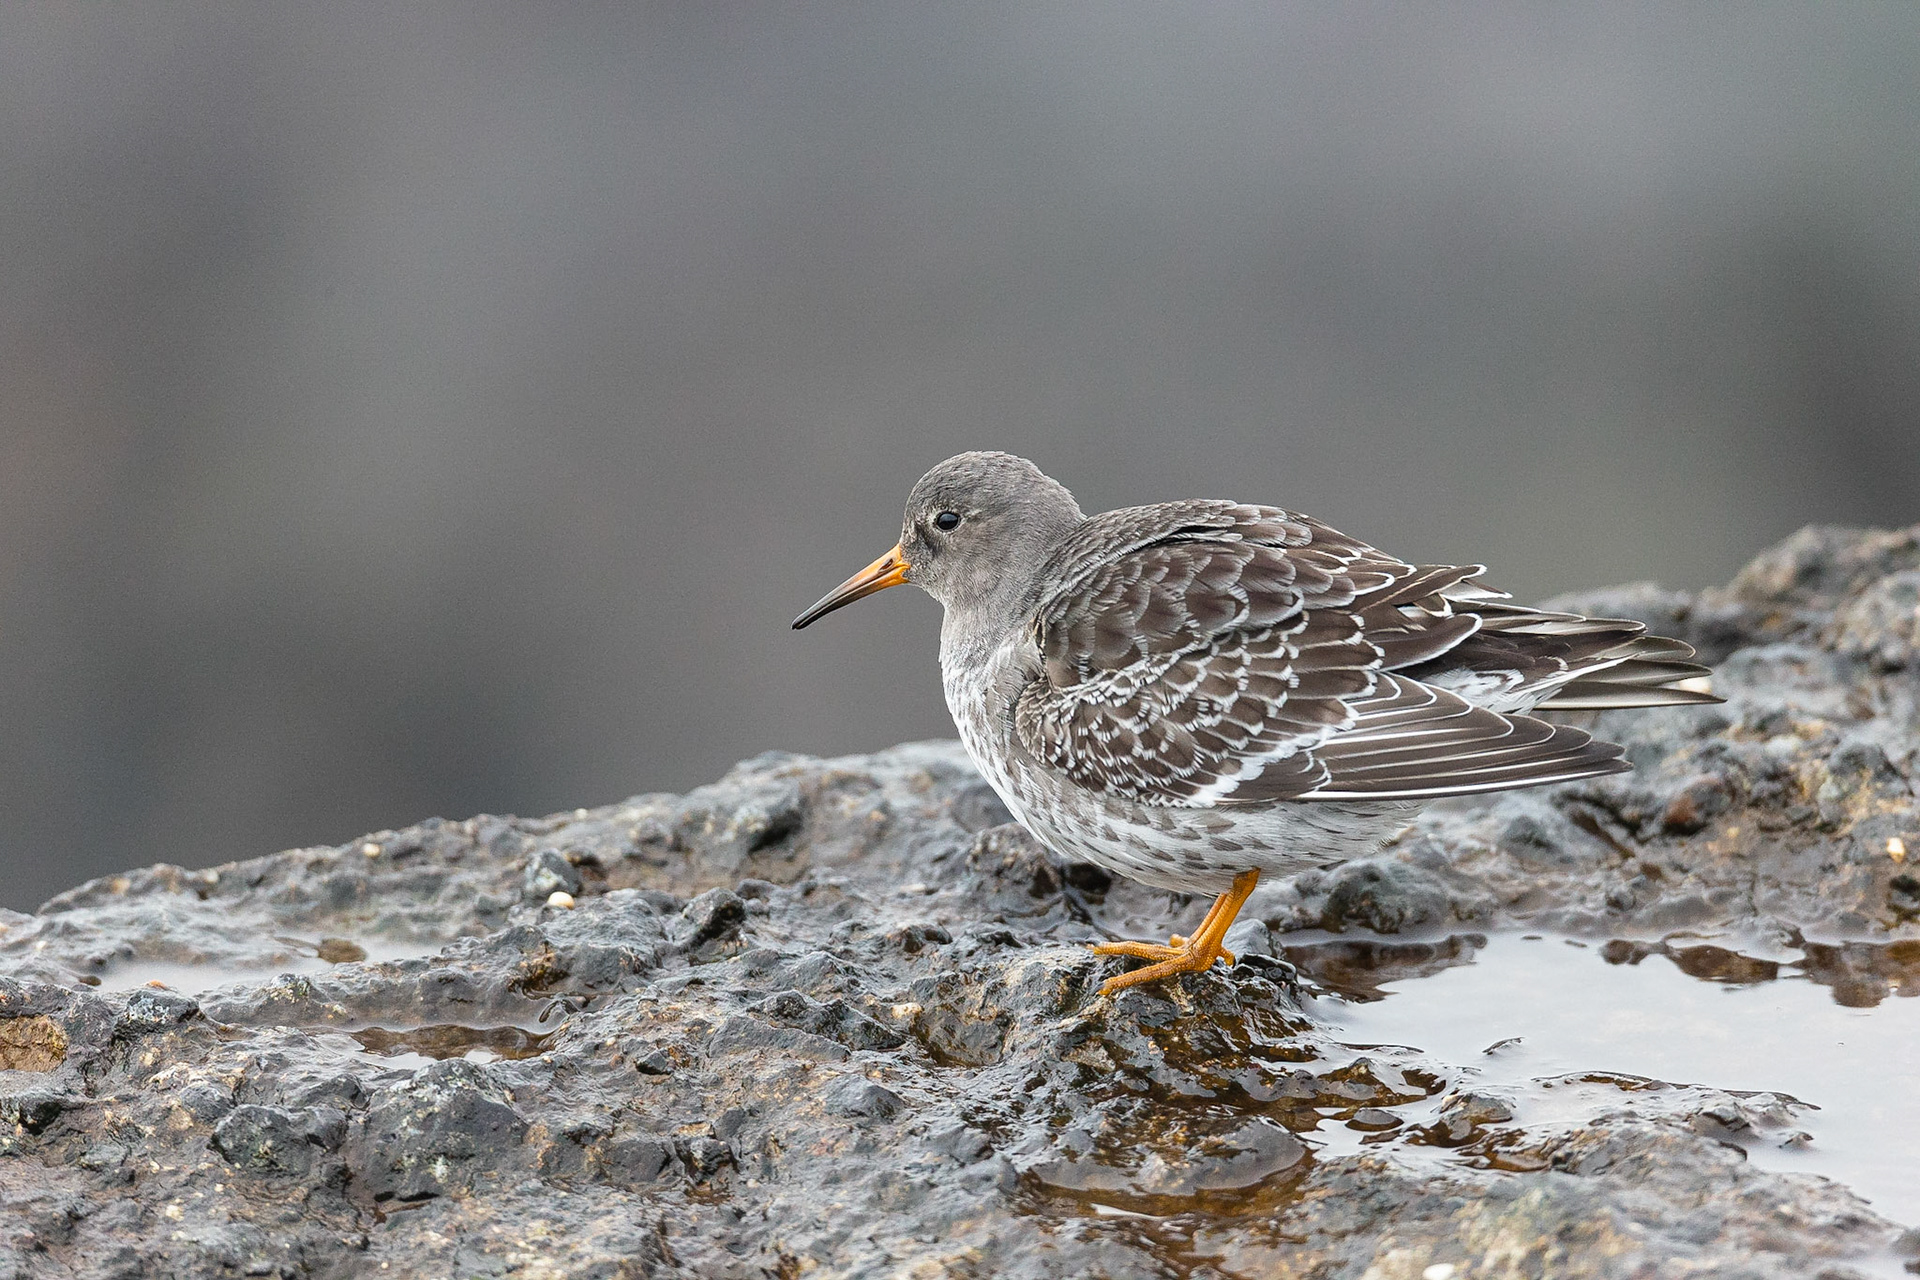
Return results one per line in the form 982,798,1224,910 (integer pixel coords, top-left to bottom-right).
792,544,910,629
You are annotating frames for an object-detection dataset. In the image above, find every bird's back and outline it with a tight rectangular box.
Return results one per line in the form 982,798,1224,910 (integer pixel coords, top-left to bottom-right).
1001,500,1716,810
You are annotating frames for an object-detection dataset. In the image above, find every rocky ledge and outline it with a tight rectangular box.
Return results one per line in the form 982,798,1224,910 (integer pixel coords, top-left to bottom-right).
2,524,1919,1279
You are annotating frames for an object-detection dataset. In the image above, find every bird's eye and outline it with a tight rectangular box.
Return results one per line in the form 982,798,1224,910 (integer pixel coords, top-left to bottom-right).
933,511,962,532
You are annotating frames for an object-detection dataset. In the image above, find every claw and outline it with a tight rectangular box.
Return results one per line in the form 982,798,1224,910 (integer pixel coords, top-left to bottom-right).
1090,869,1260,996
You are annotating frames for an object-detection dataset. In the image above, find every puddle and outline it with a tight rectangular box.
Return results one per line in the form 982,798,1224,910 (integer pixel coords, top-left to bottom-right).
1007,969,1450,1230
90,935,442,995
305,1002,575,1074
1601,936,1920,1009
87,931,582,1073
1296,932,1920,1227
348,1022,561,1061
346,1010,569,1068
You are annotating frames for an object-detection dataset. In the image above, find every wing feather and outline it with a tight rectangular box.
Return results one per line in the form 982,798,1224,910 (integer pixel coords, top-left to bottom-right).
1011,504,1646,807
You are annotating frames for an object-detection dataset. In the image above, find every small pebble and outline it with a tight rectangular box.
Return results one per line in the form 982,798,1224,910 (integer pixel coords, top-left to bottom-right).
1890,837,1907,862
1423,1266,1458,1280
547,891,576,909
361,842,382,858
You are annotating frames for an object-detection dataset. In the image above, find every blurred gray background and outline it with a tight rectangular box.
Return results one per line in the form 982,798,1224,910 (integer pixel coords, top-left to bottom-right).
3,4,1917,909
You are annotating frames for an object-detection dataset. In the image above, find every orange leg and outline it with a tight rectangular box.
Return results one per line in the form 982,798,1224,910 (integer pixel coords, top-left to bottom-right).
1089,869,1260,995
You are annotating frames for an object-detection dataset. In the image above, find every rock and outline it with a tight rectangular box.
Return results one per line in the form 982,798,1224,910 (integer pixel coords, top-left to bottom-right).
176,1081,236,1124
1722,524,1920,619
822,1077,907,1121
744,989,905,1052
0,525,1915,1275
678,886,746,950
521,847,583,900
350,1059,528,1201
1317,858,1453,933
1442,1090,1515,1126
0,1016,66,1072
1827,569,1920,670
0,1088,67,1136
1029,1114,1306,1202
211,1104,345,1177
117,987,200,1035
596,1132,678,1187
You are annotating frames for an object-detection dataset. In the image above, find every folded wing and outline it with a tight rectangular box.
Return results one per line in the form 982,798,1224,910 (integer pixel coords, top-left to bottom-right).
1012,503,1708,806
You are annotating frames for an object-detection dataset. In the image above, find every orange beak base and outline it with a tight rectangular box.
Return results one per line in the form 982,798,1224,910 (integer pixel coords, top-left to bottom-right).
792,544,910,629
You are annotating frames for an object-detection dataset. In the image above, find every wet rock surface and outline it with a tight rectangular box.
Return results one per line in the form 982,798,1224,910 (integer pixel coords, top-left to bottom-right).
1,523,1917,1279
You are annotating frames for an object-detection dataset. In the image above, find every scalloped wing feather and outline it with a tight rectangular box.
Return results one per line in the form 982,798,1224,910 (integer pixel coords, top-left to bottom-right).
1012,504,1675,807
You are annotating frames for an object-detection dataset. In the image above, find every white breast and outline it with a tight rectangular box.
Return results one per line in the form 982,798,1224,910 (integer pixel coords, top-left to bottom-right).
939,637,1027,818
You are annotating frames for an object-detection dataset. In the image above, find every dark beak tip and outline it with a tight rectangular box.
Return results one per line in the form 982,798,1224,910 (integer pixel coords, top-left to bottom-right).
790,597,839,630
792,545,907,634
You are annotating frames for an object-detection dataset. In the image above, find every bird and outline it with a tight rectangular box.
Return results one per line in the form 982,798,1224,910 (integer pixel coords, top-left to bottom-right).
792,451,1718,996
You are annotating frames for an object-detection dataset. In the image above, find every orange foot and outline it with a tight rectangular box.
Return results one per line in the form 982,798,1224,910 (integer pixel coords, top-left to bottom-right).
1089,869,1260,995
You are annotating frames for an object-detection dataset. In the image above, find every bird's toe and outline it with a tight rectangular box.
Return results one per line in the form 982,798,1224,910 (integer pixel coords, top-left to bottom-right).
1088,938,1186,962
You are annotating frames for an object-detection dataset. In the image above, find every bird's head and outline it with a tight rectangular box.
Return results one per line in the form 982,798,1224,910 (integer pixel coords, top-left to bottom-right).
792,451,1083,629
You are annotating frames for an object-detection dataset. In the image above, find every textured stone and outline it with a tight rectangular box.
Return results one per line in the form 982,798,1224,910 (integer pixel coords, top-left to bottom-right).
0,1017,65,1073
0,523,1914,1277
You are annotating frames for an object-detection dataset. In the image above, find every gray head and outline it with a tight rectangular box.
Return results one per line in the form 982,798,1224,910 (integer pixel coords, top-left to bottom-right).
792,451,1084,629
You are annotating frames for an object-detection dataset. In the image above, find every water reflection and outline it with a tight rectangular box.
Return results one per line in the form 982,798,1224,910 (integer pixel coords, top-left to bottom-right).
1797,940,1920,1007
1283,932,1920,1009
349,1021,560,1062
1599,936,1920,1007
91,934,431,995
1275,934,1487,1002
1311,932,1920,1227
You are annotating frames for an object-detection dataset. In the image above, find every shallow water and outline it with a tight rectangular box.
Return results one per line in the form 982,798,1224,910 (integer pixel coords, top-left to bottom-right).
89,934,578,1078
87,935,437,994
348,1020,562,1062
76,919,1920,1238
1296,932,1920,1228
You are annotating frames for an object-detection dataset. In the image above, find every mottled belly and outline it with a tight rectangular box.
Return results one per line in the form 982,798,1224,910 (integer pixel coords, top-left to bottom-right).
941,668,1410,895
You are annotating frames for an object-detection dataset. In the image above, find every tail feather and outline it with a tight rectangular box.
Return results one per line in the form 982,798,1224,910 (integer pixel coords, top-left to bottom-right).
1560,657,1713,685
1403,583,1724,713
1537,683,1719,710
